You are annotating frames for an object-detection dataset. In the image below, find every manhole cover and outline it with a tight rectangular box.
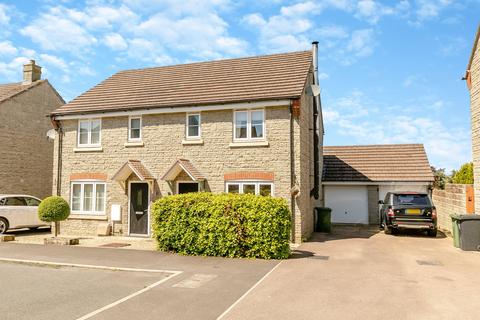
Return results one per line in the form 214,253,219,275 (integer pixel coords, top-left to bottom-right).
309,255,329,260
416,260,442,266
99,243,131,248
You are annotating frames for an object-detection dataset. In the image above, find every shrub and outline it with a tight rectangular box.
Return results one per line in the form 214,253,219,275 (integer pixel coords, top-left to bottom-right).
38,196,70,237
451,162,474,184
152,192,291,259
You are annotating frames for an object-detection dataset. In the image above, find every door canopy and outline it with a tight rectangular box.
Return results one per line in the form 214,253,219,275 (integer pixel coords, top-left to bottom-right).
112,160,155,182
161,159,205,182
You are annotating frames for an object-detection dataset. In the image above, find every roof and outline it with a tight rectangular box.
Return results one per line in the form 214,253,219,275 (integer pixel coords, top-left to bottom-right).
111,160,155,181
322,144,434,183
52,51,312,116
467,25,480,74
161,159,206,181
0,80,45,104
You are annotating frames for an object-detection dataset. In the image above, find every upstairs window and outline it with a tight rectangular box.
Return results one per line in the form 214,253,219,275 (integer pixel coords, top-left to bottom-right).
186,114,201,139
128,116,142,141
78,119,101,147
234,110,264,141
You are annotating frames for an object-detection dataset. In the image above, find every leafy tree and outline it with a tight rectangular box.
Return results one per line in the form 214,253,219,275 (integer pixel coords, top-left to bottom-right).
431,166,451,190
38,196,70,237
451,162,474,184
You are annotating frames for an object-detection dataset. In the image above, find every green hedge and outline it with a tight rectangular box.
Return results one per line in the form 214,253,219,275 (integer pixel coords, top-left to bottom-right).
152,192,291,259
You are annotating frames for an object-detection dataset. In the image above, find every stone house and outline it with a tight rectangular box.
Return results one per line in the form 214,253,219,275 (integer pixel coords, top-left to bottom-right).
323,144,434,225
466,25,480,213
0,60,64,199
50,44,324,243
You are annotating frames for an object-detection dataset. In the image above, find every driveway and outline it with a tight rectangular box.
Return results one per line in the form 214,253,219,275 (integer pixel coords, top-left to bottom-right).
221,226,480,320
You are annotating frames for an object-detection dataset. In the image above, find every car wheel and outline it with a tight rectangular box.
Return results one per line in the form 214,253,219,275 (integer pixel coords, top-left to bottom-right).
427,229,437,237
0,218,9,234
385,226,392,235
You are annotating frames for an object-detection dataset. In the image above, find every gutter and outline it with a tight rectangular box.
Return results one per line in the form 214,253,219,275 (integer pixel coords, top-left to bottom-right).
50,116,63,196
310,41,321,200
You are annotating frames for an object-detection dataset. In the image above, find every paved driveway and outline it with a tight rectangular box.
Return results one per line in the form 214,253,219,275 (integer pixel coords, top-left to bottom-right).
222,226,480,320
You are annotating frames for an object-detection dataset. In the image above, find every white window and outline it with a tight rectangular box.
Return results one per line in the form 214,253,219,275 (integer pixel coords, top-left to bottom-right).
225,181,274,196
78,119,101,147
128,116,142,141
186,113,201,139
234,110,265,141
71,181,106,215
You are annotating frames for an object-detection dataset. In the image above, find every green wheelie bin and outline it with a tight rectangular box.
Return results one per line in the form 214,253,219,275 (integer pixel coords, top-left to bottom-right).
315,207,332,233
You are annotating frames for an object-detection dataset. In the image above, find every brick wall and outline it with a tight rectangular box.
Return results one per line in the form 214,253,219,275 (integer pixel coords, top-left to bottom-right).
432,184,472,233
0,81,63,199
470,33,480,213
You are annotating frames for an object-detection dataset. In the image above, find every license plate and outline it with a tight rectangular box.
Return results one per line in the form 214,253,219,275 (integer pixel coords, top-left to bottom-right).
406,209,421,214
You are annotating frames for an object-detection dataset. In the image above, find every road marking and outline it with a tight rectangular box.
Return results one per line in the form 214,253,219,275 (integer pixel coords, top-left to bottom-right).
216,262,281,320
0,257,180,274
76,271,182,320
172,273,218,288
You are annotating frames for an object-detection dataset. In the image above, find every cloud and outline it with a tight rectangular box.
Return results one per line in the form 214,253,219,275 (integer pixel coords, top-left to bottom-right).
104,33,128,51
0,4,10,25
0,41,17,56
0,57,31,81
39,53,68,71
355,0,410,24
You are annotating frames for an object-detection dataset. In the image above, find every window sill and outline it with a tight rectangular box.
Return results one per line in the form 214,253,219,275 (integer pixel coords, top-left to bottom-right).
124,141,144,147
68,214,108,221
73,147,103,153
229,141,269,148
182,139,204,145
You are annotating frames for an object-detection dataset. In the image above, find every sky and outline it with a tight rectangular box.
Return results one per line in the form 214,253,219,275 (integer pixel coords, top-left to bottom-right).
0,0,478,171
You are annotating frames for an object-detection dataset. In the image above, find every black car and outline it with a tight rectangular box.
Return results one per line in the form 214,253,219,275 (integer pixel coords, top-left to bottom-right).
379,192,437,237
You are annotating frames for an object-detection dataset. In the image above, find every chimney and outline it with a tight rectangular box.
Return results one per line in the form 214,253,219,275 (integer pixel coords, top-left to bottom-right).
23,60,42,84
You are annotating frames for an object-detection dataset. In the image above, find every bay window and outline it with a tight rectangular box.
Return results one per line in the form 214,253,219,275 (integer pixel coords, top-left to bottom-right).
71,181,106,214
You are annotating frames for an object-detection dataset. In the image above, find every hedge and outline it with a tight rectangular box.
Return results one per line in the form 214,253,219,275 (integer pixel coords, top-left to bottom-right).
152,192,291,259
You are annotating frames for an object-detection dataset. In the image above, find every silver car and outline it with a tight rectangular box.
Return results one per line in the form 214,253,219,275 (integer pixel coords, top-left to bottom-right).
0,195,50,234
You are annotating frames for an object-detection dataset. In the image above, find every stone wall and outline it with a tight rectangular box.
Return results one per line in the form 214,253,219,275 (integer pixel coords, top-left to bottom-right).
0,81,63,199
470,32,480,213
432,184,472,233
54,93,317,242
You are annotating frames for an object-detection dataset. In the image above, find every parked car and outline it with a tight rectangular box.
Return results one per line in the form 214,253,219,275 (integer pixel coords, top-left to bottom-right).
0,195,50,234
379,192,437,237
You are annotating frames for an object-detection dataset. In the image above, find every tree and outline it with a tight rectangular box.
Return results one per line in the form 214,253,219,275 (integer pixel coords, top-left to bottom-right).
451,162,474,184
431,166,451,190
38,196,70,237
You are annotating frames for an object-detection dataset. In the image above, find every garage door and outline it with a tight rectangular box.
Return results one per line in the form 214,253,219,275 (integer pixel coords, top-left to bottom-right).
325,185,369,224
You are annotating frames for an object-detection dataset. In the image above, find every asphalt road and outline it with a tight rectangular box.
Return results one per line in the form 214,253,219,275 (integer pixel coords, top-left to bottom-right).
0,243,277,320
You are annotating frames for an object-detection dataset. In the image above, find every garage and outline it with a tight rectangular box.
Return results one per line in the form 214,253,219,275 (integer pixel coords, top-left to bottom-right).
322,144,435,225
325,185,368,224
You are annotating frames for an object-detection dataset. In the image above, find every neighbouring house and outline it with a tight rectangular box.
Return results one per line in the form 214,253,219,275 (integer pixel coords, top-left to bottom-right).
49,44,324,243
466,25,480,213
322,144,434,225
0,60,64,199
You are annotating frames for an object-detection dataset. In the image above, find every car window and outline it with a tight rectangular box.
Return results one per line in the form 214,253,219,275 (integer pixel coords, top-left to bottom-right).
393,194,430,206
25,197,41,206
4,197,27,206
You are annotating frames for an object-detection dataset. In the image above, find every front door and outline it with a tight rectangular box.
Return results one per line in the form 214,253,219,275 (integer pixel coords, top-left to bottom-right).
178,182,199,194
129,183,149,235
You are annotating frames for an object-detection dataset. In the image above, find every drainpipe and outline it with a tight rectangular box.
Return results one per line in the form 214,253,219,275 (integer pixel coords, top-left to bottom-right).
310,41,322,200
50,116,62,196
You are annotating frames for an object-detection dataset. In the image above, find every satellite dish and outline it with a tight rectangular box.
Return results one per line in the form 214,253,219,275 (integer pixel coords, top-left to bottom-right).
306,84,320,97
46,129,56,141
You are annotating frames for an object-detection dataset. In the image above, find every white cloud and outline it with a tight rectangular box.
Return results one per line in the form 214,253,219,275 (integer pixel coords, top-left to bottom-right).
355,0,410,24
39,54,68,71
0,57,31,81
0,4,10,25
241,13,266,27
104,33,128,51
0,41,17,56
319,72,329,80
416,0,453,20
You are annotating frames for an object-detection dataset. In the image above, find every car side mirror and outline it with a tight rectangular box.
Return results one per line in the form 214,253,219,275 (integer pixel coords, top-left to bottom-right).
378,200,384,204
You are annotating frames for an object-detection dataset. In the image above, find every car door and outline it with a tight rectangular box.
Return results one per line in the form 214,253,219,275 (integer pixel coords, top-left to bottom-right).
2,197,28,228
24,197,43,226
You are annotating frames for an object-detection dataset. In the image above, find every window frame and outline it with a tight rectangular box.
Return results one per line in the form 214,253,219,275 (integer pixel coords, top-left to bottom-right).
77,119,102,147
225,181,274,196
185,113,201,140
233,109,265,141
128,116,142,142
70,181,107,215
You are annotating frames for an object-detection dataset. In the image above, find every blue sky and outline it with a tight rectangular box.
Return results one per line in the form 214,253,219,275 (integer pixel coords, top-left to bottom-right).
0,0,478,171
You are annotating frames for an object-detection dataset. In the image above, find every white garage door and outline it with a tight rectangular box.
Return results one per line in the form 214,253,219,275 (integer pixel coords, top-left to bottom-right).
325,185,369,224
378,184,428,202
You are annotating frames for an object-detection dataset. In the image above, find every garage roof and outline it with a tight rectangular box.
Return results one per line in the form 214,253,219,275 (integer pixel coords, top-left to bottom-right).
323,144,434,182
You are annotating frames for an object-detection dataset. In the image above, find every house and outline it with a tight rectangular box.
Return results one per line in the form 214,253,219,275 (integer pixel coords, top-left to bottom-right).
322,144,434,225
466,25,480,213
49,43,324,243
0,61,64,199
